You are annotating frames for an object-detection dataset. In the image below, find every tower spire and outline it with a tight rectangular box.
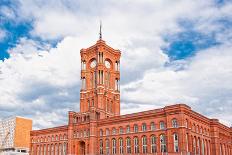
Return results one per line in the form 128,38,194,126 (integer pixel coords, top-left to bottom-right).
99,20,102,40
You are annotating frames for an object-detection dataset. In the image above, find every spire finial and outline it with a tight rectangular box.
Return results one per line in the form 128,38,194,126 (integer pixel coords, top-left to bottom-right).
99,20,102,40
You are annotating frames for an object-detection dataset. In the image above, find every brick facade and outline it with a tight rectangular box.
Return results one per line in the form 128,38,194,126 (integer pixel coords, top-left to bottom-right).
30,39,232,155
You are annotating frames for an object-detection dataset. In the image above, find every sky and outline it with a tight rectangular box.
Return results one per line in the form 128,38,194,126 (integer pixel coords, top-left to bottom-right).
0,0,232,129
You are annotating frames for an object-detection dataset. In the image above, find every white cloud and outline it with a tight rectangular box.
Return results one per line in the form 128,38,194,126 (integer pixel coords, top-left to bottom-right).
121,44,232,126
0,29,6,41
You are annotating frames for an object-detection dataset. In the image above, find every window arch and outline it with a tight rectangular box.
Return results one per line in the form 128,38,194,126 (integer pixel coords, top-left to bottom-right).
173,133,179,152
134,124,138,133
119,138,123,154
172,118,178,128
126,137,131,154
142,123,147,131
160,134,167,152
142,136,147,153
112,138,116,154
151,135,157,153
134,137,139,154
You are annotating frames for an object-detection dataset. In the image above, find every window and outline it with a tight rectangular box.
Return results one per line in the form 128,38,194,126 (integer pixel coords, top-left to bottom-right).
112,139,116,154
134,137,139,154
100,129,103,136
44,145,46,155
142,136,147,153
55,144,58,155
193,138,196,155
81,78,86,90
51,144,54,155
100,140,103,155
151,135,157,153
106,139,110,155
63,143,67,155
47,145,50,155
142,123,147,131
115,61,120,71
115,79,120,91
160,134,167,152
126,125,130,133
160,121,165,129
172,119,178,128
151,122,155,131
134,124,138,133
59,144,62,155
126,137,131,154
119,127,123,134
119,138,123,154
173,133,179,152
106,128,110,136
112,128,116,135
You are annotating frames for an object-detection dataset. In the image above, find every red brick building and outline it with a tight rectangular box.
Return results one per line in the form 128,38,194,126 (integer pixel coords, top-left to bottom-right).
30,37,232,155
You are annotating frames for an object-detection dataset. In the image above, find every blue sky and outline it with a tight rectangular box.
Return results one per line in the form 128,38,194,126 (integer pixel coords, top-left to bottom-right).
0,0,232,129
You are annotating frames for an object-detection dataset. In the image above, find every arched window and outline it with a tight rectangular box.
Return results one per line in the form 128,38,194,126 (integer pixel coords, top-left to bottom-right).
52,135,54,141
44,145,46,155
63,143,67,155
100,129,103,136
134,137,139,154
119,127,123,134
151,122,155,131
106,139,110,155
173,133,179,152
119,138,123,154
126,125,130,133
160,134,167,152
160,121,165,129
193,137,196,155
151,135,157,153
106,128,110,136
59,144,62,155
142,123,147,131
112,138,116,154
51,144,54,155
172,119,178,128
142,136,147,153
126,137,131,154
47,144,50,155
55,144,58,155
134,124,138,133
99,140,103,155
112,128,116,135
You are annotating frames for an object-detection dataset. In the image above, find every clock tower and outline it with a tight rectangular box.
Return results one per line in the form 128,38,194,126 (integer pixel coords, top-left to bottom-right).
79,37,121,119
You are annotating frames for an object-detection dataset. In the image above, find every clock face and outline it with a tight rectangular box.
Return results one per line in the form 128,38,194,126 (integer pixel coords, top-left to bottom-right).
90,59,97,68
105,60,111,69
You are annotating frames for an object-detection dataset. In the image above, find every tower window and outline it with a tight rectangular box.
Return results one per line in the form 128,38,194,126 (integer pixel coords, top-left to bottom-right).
115,61,120,71
134,124,138,133
126,137,131,154
142,123,147,131
81,78,86,90
119,138,123,154
115,79,120,91
142,136,147,153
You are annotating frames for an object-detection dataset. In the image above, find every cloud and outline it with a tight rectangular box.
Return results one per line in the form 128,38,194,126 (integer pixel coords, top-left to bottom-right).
0,29,6,41
121,43,232,126
0,0,232,128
